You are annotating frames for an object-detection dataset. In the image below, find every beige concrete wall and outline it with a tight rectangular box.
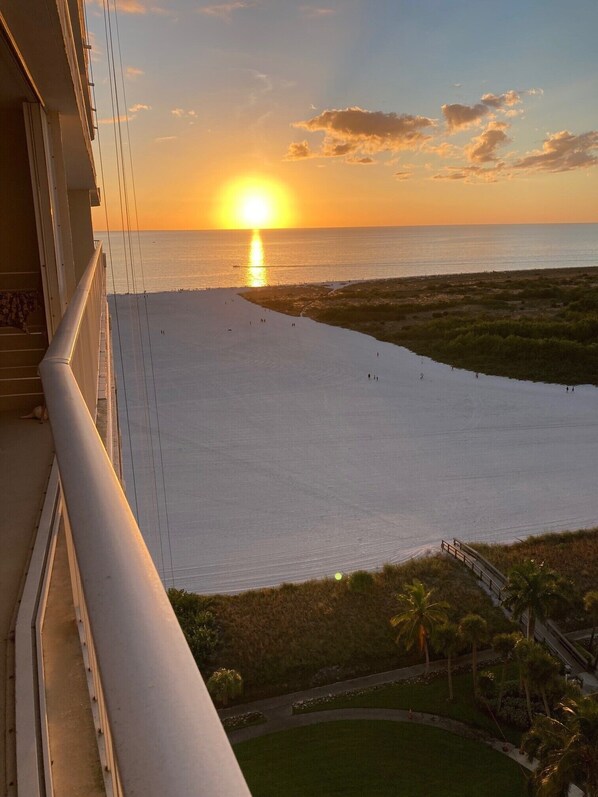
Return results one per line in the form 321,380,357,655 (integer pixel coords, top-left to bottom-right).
69,189,95,282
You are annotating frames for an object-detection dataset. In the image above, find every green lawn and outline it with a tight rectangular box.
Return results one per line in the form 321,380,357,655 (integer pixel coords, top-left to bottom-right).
235,721,528,796
296,665,522,745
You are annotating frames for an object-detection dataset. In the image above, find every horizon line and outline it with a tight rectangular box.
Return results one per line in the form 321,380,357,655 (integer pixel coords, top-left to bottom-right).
93,220,598,234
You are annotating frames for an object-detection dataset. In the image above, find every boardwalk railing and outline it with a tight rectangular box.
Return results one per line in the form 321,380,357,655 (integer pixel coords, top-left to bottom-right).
40,244,250,796
441,538,591,672
440,539,505,601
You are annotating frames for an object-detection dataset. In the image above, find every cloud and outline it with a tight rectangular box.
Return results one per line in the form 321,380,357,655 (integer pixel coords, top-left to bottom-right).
481,90,521,109
126,66,144,80
87,0,168,13
128,103,151,113
300,6,336,17
394,170,413,180
198,1,251,20
171,108,197,118
284,141,314,160
442,102,489,132
294,106,435,152
423,141,461,158
442,89,538,133
433,164,505,182
321,138,357,157
347,156,375,165
466,121,510,163
514,130,598,173
98,114,131,125
115,0,147,11
154,135,178,143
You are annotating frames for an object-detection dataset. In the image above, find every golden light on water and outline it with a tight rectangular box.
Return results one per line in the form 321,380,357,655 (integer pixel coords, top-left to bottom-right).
217,176,294,229
247,229,266,287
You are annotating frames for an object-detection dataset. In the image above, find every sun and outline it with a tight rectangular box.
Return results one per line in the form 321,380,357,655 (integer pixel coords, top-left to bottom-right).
217,177,294,229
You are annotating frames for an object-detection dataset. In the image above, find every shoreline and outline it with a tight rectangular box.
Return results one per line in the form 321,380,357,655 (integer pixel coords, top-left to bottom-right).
107,263,598,298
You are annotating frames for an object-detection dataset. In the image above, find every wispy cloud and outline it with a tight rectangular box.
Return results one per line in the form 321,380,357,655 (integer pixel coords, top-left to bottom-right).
394,170,413,180
154,135,178,143
98,114,131,125
87,0,169,14
198,1,251,20
300,6,336,17
126,66,144,80
129,103,151,113
432,164,505,182
514,130,598,173
171,108,197,118
284,141,314,160
423,141,461,158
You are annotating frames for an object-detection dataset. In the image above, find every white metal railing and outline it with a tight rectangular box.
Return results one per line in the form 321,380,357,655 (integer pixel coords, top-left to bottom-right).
39,244,250,796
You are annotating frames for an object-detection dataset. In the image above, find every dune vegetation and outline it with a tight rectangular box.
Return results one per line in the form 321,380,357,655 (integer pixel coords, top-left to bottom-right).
170,554,512,699
472,528,598,631
244,266,598,386
169,529,597,700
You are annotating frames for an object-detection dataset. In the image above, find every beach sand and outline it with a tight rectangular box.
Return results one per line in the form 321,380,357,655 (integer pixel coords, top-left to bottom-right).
112,289,598,593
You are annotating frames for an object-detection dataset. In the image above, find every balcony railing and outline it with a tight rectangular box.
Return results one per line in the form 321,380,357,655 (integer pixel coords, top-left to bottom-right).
39,244,250,796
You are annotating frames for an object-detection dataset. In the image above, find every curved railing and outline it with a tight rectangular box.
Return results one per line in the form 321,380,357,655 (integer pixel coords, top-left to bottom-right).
39,244,250,796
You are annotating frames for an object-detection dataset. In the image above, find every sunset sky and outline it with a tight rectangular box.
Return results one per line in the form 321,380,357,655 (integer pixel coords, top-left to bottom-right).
87,0,598,230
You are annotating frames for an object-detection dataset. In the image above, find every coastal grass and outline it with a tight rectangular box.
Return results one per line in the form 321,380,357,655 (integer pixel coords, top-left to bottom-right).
202,555,512,699
472,528,598,631
295,664,522,745
234,721,528,797
172,530,596,699
244,266,598,386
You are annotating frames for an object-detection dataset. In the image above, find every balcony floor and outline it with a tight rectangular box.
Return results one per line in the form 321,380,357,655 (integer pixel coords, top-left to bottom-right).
0,407,54,792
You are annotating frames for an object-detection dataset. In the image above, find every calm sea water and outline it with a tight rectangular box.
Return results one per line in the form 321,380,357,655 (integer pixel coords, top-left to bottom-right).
98,224,598,293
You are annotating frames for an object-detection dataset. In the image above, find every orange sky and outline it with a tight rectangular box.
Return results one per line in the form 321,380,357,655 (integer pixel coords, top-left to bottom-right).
87,1,598,231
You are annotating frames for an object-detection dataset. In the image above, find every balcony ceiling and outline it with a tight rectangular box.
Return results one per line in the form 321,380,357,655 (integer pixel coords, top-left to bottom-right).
0,2,96,190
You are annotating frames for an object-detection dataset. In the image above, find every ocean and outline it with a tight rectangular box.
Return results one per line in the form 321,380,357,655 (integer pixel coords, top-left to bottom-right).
98,223,598,294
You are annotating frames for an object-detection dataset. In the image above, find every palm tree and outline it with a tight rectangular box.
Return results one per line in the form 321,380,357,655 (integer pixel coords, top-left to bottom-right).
522,695,598,797
502,560,569,640
206,668,243,706
459,613,488,696
493,631,523,711
390,579,449,672
526,646,561,718
584,590,598,665
515,636,536,724
432,621,460,701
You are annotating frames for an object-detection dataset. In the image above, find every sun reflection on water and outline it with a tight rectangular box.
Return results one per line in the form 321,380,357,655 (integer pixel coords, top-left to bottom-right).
247,229,267,287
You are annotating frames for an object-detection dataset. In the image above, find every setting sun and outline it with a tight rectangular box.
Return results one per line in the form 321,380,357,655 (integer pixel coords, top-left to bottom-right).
217,177,294,229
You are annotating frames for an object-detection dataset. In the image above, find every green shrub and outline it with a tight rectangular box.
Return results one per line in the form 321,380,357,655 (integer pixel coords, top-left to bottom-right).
168,588,221,673
348,570,375,593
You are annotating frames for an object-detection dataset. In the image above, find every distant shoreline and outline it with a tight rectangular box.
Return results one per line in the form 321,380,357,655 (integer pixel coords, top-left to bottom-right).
108,263,598,298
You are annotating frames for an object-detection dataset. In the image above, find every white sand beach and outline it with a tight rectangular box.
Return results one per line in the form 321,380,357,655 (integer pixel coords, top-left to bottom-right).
112,289,598,593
